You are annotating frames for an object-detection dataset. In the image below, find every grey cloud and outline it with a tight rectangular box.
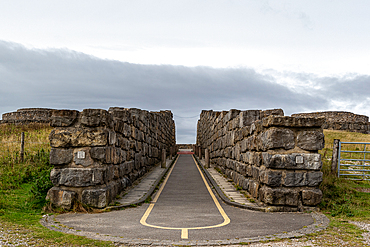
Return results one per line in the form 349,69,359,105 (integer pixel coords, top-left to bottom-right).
0,40,366,143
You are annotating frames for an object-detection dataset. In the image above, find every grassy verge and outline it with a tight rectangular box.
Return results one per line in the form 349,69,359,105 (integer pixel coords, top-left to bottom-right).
0,124,115,246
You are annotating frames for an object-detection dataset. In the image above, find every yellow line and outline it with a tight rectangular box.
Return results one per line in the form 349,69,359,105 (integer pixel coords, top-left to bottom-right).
192,155,230,227
140,155,179,226
140,154,230,239
181,228,188,239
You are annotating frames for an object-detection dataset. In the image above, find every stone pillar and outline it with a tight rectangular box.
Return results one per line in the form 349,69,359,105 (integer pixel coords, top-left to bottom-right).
205,148,210,168
161,148,166,168
331,139,340,175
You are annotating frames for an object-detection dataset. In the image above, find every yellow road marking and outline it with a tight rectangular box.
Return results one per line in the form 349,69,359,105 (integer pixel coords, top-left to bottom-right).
140,154,230,239
181,228,188,239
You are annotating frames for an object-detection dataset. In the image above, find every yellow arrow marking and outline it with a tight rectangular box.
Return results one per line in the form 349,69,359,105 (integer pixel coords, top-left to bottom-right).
140,154,230,239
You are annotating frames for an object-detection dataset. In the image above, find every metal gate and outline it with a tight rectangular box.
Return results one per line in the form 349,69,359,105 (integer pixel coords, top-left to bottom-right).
338,141,370,180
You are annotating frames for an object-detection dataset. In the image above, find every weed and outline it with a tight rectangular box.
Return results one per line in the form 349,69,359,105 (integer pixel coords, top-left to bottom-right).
144,196,152,203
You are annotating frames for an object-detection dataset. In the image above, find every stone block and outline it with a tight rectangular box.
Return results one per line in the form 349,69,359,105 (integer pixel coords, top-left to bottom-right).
251,152,261,166
240,139,248,153
106,165,115,182
223,109,240,125
109,107,131,120
262,153,322,170
283,171,306,187
249,180,260,198
105,147,121,164
306,171,323,186
73,147,94,167
302,189,322,206
126,160,134,174
242,178,249,190
49,148,73,165
261,128,295,150
49,128,108,148
260,186,299,206
51,110,79,127
245,136,256,151
108,130,117,146
82,188,108,208
259,169,282,187
260,109,284,118
80,109,111,127
51,168,106,187
46,187,76,209
239,110,260,127
90,147,106,161
297,130,325,151
251,166,260,180
135,152,143,169
262,115,325,128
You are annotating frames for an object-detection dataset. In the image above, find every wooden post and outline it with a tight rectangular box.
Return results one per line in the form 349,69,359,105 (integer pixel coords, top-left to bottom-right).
205,148,210,168
20,132,25,163
161,148,166,168
331,139,340,175
198,146,202,159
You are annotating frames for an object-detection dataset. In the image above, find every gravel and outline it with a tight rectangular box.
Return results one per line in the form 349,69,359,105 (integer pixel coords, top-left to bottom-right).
350,221,370,246
0,226,31,246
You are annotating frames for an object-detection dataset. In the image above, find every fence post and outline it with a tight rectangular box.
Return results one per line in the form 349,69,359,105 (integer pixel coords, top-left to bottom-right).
20,132,25,163
161,148,166,168
331,139,340,175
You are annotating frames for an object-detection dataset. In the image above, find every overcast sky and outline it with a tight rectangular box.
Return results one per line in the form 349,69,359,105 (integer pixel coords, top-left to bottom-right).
1,1,369,143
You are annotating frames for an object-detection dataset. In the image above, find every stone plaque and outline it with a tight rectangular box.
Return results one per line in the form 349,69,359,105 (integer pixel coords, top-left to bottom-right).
296,155,303,164
77,151,85,159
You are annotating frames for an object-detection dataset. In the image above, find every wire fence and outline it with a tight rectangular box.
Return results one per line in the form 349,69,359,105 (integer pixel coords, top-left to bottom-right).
0,131,50,164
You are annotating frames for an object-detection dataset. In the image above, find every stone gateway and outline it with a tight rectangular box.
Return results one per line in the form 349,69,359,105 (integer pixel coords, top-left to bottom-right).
196,109,325,212
46,107,176,209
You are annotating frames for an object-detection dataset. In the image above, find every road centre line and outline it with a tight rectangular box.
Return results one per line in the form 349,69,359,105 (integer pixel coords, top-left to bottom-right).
140,154,230,239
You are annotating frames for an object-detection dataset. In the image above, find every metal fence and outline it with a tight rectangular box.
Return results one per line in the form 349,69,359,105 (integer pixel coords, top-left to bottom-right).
337,141,370,180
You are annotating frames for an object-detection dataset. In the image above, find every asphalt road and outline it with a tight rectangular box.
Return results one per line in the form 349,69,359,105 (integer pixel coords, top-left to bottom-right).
55,154,316,243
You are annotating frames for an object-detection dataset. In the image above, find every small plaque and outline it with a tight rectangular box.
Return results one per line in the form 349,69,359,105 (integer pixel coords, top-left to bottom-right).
77,151,85,159
296,156,303,164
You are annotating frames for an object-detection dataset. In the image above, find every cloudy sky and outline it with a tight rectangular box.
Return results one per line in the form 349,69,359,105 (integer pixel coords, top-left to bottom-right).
1,0,369,143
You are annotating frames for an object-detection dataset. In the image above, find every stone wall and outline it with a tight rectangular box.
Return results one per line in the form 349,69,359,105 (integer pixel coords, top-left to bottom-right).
176,144,194,150
292,111,370,134
197,109,325,212
1,108,53,124
47,107,176,209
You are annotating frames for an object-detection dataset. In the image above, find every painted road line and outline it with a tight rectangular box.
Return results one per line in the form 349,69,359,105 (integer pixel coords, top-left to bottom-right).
181,228,188,239
140,154,230,239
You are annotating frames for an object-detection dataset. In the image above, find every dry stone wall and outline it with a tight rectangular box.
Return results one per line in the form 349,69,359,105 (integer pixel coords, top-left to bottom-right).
1,108,53,124
292,111,370,134
197,109,325,212
47,107,176,209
